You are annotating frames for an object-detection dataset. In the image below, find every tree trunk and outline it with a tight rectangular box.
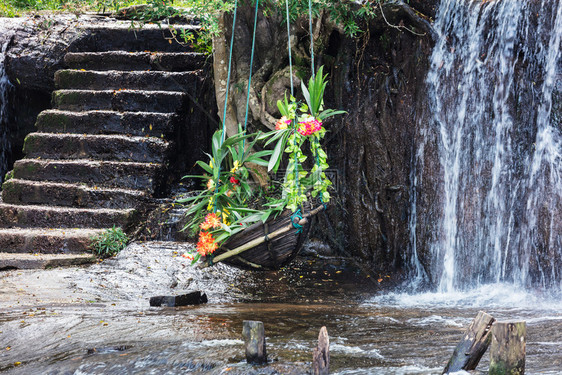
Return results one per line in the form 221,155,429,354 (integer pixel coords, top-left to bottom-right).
242,320,267,365
442,311,495,374
313,326,330,375
489,321,526,375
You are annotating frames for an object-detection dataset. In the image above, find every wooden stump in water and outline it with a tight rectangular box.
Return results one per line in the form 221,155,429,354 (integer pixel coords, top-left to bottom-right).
489,321,526,375
313,326,329,375
242,320,267,365
442,311,495,374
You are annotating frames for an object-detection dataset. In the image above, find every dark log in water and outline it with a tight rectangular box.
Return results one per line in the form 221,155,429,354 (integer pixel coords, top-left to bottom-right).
489,321,526,375
313,326,330,375
242,320,267,365
442,311,495,374
149,291,207,307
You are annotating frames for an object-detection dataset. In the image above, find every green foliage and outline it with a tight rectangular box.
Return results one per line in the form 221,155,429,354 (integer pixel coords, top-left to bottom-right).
91,226,129,258
275,65,345,210
2,0,387,48
3,170,13,183
178,66,344,264
178,125,278,233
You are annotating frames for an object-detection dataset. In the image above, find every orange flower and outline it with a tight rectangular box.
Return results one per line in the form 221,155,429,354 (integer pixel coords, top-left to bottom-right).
200,213,221,230
206,178,215,190
275,116,291,130
196,231,218,256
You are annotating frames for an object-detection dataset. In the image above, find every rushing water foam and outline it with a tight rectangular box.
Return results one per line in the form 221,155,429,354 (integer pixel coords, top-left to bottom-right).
367,283,562,311
0,41,12,184
412,0,562,292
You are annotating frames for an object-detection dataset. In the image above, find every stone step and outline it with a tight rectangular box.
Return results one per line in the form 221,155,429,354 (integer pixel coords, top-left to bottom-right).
0,252,97,270
12,159,163,192
55,69,203,91
36,110,176,137
70,24,199,53
23,133,169,163
0,203,136,229
64,51,206,71
0,228,103,255
2,179,148,210
52,89,185,112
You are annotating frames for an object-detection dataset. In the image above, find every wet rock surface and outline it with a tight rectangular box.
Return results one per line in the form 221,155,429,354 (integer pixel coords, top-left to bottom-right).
0,241,377,374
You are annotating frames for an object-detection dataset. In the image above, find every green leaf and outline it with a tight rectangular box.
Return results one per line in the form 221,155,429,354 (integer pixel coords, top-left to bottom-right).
277,99,289,117
268,136,285,172
195,160,213,174
191,253,201,265
301,80,312,111
260,210,272,223
264,128,286,146
318,109,347,120
249,158,269,167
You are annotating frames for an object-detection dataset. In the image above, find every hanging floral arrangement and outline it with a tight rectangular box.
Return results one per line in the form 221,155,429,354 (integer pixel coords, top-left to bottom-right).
178,66,345,265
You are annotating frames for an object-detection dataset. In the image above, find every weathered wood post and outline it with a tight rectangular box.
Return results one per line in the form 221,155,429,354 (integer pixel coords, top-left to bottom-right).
442,311,495,374
313,326,330,375
489,321,526,375
242,320,267,365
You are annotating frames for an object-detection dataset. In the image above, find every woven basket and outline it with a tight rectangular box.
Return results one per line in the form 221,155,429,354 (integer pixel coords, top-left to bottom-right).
213,206,321,270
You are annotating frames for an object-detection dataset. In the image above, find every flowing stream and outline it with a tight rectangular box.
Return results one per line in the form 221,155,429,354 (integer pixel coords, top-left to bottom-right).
412,0,562,291
1,268,561,374
3,1,562,374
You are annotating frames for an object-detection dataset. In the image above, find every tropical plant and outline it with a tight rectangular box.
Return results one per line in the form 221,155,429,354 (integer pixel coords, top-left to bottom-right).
270,66,346,210
91,226,129,258
178,66,344,264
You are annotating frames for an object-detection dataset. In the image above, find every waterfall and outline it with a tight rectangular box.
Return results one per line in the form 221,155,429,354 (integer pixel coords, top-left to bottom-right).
413,0,562,291
0,41,12,185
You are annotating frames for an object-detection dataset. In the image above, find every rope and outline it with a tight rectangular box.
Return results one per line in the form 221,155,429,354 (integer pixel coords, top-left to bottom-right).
215,0,239,211
290,209,304,233
308,1,325,207
308,0,315,78
285,0,294,97
284,0,300,205
313,136,327,208
220,0,239,145
243,0,259,133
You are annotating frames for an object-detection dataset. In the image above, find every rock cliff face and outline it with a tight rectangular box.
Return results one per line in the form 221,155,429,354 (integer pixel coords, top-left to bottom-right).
214,1,437,277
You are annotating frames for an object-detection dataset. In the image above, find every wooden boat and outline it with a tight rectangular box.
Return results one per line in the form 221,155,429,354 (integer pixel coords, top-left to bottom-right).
209,205,324,270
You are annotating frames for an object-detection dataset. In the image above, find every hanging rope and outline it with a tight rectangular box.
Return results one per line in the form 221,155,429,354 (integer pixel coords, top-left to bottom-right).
291,209,304,233
214,0,239,214
220,0,239,145
285,0,294,97
308,0,315,78
308,0,325,208
243,0,260,134
283,0,301,209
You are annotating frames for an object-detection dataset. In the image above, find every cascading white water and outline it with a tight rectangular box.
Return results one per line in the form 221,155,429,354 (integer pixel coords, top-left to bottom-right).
0,41,12,184
412,0,562,292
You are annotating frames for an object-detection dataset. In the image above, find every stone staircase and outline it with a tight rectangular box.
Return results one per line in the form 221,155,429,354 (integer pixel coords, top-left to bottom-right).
0,23,207,270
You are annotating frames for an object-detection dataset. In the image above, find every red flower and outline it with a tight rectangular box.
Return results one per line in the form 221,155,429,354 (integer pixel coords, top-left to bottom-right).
297,116,323,136
229,176,240,185
181,252,194,260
